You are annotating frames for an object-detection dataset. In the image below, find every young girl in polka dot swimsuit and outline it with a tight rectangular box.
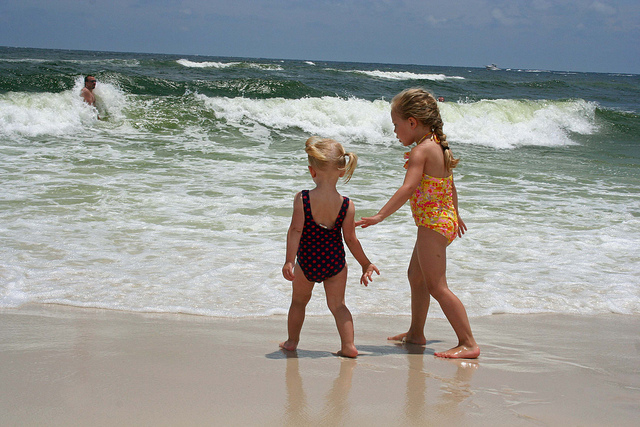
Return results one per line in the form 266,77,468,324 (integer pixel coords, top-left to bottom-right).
281,137,379,358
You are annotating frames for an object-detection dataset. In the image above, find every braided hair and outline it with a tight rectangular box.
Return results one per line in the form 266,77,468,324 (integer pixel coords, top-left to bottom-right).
391,88,459,172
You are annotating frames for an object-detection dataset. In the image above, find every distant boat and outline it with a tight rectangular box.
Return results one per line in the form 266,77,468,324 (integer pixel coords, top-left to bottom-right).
485,64,500,70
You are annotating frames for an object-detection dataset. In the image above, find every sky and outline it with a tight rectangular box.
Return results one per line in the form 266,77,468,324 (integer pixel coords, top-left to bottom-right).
1,0,638,74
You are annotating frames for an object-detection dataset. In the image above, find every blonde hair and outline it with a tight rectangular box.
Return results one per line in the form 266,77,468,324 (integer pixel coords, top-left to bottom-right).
391,88,459,171
305,136,358,183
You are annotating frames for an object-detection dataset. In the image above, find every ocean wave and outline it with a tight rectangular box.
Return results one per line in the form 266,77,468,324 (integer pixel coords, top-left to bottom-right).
0,58,48,64
0,91,95,137
196,78,322,98
177,59,284,71
442,98,598,148
197,95,393,144
0,83,600,149
196,95,599,149
0,57,141,67
177,59,241,68
337,69,465,81
0,77,128,137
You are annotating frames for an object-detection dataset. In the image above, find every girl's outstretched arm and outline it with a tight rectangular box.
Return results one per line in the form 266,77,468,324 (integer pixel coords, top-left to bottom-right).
356,147,426,228
342,201,379,286
282,192,304,281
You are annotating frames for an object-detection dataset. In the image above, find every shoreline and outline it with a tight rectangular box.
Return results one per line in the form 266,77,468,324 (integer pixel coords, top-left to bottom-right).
1,304,638,426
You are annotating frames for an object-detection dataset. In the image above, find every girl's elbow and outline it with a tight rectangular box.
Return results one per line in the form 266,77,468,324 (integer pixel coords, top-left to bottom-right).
343,235,358,247
395,187,414,203
290,225,304,234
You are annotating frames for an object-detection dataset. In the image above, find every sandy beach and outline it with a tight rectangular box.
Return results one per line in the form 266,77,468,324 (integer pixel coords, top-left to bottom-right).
1,304,638,426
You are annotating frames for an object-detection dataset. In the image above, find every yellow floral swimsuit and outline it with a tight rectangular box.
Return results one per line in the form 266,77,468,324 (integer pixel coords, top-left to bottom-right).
404,152,459,243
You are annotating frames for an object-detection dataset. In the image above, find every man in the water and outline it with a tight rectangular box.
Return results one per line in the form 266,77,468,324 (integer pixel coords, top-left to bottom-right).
81,75,97,105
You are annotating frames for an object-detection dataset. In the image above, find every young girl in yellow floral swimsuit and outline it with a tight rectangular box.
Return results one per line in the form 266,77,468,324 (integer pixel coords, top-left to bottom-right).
357,88,479,359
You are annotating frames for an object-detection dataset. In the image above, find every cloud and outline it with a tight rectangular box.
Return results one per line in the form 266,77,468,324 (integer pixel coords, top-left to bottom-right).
531,0,552,11
491,8,518,26
590,1,617,16
426,15,448,26
0,0,638,73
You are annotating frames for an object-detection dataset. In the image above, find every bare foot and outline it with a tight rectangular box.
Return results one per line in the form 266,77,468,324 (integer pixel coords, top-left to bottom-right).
336,344,358,358
279,340,298,351
434,345,480,359
387,332,427,345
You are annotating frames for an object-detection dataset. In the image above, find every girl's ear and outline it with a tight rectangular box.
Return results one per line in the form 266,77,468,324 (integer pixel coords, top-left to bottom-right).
308,165,317,178
408,117,417,129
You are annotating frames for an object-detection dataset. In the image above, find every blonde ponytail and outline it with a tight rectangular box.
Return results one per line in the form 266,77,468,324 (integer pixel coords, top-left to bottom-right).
305,136,358,182
342,152,358,183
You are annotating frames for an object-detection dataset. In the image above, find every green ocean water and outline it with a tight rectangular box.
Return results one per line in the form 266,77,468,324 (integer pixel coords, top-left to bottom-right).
1,46,638,317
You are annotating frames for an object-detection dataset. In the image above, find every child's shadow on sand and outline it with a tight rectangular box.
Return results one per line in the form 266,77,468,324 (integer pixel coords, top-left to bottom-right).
265,340,443,359
266,349,333,359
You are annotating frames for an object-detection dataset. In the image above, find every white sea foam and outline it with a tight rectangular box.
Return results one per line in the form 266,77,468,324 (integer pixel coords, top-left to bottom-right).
339,69,465,81
0,58,47,64
0,84,596,151
177,59,283,70
0,77,129,137
1,89,637,318
0,91,90,137
0,58,140,67
194,94,598,149
177,59,240,68
248,63,284,71
442,98,598,148
197,94,394,144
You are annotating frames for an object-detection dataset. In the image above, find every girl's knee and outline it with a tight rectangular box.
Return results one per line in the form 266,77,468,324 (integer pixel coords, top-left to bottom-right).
428,282,451,301
326,299,347,314
292,292,312,306
407,266,425,286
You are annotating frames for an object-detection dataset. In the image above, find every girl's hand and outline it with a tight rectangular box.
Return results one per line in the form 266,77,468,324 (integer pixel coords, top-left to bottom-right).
360,263,380,286
356,214,383,228
282,262,295,281
457,217,467,238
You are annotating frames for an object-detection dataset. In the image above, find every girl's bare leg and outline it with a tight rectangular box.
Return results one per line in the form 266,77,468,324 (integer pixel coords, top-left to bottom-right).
388,243,430,344
324,268,358,358
280,265,314,351
416,227,479,359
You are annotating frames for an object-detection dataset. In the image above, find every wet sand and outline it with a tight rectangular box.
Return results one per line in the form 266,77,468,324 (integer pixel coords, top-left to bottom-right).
1,304,638,426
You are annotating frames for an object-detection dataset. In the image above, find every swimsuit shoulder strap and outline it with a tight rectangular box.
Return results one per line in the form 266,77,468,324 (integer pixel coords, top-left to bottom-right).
301,190,313,221
334,196,350,228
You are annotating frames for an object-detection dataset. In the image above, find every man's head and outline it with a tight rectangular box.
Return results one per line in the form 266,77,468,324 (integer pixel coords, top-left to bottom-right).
84,75,97,89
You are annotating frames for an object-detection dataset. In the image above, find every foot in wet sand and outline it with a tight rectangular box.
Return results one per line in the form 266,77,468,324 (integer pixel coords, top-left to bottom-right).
387,332,427,345
434,345,480,359
279,340,298,352
336,344,358,358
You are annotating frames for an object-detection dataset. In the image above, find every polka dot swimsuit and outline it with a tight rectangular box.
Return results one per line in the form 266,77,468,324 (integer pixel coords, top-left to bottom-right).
297,190,349,283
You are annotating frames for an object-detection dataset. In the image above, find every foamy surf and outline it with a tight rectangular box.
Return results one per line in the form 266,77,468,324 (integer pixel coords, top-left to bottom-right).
195,94,598,148
443,98,598,148
346,69,465,81
1,47,638,319
177,59,284,71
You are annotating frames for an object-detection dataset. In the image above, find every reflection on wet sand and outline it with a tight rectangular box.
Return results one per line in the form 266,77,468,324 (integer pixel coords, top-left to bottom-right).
278,342,478,425
283,355,310,425
321,358,356,424
405,353,478,424
282,350,356,426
